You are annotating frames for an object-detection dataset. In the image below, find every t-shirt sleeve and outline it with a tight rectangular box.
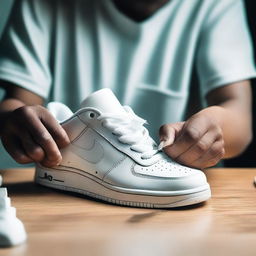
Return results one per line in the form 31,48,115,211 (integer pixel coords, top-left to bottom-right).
0,0,52,99
196,0,256,97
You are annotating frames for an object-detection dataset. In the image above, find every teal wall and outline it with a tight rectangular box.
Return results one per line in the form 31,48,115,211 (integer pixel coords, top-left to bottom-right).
0,0,14,38
0,0,14,99
0,0,26,169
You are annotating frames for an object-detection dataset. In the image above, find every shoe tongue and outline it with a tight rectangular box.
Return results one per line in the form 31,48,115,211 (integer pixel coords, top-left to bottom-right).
80,88,126,114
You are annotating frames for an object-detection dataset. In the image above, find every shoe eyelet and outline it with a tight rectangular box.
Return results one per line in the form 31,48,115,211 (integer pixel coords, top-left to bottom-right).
89,112,95,118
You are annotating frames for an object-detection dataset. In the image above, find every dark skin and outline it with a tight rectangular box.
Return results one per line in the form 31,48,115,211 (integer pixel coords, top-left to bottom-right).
0,81,69,167
0,80,252,169
0,1,253,169
112,0,171,21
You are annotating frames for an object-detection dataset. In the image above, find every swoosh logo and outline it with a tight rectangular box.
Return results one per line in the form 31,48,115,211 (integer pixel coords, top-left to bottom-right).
70,131,104,164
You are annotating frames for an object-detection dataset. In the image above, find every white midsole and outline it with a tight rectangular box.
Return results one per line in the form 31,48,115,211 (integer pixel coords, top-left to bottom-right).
35,165,211,207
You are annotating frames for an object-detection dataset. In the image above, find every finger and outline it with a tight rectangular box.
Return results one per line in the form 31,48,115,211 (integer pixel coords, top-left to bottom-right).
191,140,225,169
19,130,45,162
164,118,210,159
40,157,61,168
159,122,184,149
2,135,33,164
32,128,62,166
175,129,221,165
38,107,70,148
22,115,62,165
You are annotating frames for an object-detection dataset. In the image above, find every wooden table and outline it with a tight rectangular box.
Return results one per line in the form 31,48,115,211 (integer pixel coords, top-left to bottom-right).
0,168,256,256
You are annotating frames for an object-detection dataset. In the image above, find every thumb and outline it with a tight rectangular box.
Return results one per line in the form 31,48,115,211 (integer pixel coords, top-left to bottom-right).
158,122,184,149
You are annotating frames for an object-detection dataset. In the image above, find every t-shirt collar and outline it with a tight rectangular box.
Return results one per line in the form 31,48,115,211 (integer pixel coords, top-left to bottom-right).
101,0,176,34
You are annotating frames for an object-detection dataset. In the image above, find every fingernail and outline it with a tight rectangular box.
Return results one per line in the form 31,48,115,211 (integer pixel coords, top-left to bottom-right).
158,141,165,150
55,158,62,166
158,140,169,150
158,138,174,150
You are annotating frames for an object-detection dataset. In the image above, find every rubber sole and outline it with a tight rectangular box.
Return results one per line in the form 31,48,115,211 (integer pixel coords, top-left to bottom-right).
35,165,211,208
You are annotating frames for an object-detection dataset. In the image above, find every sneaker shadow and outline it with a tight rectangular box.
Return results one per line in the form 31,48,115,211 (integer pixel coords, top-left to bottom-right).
4,181,53,196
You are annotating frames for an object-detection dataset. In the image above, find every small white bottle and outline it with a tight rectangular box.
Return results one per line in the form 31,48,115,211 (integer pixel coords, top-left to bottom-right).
0,188,27,247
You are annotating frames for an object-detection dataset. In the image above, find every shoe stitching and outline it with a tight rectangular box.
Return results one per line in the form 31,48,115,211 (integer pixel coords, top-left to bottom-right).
102,154,127,180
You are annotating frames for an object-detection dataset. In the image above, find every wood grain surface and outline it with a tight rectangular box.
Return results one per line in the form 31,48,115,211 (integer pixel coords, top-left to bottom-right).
0,168,256,256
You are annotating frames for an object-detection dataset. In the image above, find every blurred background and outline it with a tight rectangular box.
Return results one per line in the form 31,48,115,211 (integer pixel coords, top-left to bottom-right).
225,0,256,167
0,0,255,167
0,0,14,101
0,0,13,38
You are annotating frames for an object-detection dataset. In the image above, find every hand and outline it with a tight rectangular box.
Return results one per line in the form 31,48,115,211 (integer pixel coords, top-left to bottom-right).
1,105,70,167
159,110,225,169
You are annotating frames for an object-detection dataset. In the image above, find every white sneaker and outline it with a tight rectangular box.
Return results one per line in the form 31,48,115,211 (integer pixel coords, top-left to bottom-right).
0,188,27,247
35,89,211,208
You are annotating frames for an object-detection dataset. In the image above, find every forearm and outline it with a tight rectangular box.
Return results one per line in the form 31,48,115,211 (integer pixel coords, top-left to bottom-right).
0,82,45,135
0,98,26,135
201,104,252,159
205,80,253,159
160,81,252,168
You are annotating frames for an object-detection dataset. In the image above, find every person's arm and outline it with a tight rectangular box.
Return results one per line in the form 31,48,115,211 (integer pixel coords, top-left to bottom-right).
0,82,70,167
159,80,252,169
0,1,69,167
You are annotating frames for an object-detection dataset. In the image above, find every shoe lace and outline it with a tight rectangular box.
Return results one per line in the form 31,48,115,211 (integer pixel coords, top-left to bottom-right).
97,106,160,159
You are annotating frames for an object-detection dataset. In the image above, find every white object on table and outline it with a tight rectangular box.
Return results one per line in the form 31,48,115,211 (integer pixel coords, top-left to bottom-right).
0,187,27,247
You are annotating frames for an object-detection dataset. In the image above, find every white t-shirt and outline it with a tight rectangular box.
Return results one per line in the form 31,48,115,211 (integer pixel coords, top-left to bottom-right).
0,0,255,168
